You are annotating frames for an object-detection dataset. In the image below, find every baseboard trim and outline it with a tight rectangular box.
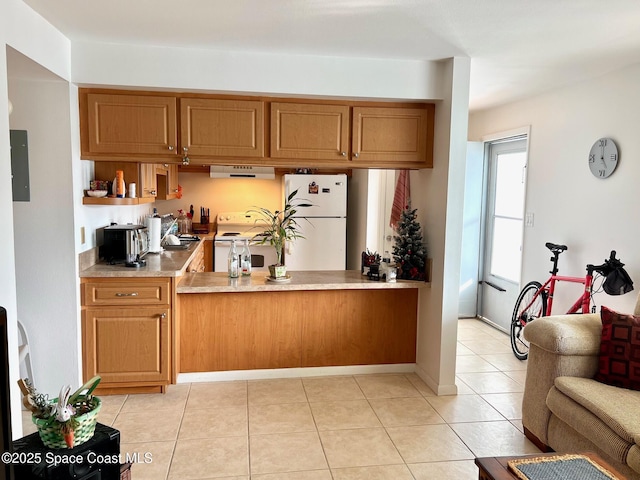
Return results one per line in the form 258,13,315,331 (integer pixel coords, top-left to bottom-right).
177,363,416,383
414,363,458,395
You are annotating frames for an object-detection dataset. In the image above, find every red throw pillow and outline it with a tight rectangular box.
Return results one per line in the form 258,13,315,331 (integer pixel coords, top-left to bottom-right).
594,306,640,391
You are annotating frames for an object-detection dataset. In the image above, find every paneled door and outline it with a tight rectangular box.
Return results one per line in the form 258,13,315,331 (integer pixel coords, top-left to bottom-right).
86,93,178,155
479,137,528,331
180,98,265,158
271,102,350,160
352,106,432,166
82,307,170,384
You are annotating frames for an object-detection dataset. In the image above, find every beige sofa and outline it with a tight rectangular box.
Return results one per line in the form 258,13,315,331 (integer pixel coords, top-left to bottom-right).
523,300,640,479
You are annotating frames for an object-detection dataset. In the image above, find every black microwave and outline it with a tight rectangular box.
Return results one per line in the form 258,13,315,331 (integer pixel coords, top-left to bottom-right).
100,224,149,264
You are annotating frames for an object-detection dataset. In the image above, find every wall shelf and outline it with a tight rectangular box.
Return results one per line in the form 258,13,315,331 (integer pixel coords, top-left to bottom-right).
82,197,155,205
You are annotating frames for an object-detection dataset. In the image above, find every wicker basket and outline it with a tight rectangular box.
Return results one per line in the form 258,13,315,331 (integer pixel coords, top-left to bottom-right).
32,376,101,449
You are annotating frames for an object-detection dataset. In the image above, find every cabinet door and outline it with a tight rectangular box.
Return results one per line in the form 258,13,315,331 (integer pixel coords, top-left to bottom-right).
271,102,350,160
167,164,179,198
181,98,265,158
86,94,178,156
82,307,170,384
352,106,433,166
156,164,179,200
139,163,158,198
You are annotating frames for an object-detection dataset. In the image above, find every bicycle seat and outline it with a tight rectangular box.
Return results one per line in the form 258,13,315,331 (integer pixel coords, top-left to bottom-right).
545,242,568,253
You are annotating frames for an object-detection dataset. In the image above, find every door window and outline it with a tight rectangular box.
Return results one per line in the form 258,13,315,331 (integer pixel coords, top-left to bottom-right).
489,148,527,282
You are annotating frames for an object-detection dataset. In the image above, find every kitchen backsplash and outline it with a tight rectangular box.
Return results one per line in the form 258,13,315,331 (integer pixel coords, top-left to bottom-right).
155,172,284,221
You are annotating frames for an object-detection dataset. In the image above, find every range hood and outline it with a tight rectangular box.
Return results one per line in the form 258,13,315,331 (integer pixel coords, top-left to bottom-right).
210,165,275,179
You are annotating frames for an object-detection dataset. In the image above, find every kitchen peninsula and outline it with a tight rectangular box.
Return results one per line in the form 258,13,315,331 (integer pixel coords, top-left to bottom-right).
177,270,424,381
80,239,427,394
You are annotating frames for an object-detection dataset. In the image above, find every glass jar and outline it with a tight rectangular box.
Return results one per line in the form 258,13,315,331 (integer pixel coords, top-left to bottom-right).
177,211,191,234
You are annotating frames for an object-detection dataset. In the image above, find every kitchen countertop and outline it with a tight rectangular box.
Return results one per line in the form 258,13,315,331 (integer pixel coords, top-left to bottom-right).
177,270,429,293
80,239,205,278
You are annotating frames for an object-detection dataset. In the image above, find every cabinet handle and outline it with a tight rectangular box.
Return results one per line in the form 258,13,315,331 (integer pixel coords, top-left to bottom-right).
173,189,179,193
168,146,174,151
115,292,138,297
150,190,157,196
159,313,167,319
182,147,189,153
341,151,347,156
353,152,360,159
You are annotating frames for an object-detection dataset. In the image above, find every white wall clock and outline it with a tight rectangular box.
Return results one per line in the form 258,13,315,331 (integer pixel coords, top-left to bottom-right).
589,137,618,179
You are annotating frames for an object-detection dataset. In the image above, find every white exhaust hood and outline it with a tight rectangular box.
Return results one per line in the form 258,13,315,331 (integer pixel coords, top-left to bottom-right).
210,165,275,179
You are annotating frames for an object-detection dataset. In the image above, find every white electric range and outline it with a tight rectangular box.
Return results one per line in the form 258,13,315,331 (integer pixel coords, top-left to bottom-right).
213,211,278,273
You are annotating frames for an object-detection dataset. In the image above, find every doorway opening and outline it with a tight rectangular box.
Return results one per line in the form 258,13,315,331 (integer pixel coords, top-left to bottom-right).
459,132,529,331
478,136,528,332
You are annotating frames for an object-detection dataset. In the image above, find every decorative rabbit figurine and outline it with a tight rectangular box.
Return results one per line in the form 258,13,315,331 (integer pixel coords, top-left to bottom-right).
54,385,75,422
52,385,77,447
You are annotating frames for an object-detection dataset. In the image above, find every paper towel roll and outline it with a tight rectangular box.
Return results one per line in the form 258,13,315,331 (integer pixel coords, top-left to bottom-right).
147,216,162,253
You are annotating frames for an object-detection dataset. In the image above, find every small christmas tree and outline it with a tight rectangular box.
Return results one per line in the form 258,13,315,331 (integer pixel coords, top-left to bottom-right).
392,207,427,280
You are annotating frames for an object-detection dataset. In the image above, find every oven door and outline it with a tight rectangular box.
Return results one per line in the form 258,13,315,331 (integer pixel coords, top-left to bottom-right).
213,240,278,273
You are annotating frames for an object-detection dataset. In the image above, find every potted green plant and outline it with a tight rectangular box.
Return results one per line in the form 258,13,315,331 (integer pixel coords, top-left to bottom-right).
248,189,312,278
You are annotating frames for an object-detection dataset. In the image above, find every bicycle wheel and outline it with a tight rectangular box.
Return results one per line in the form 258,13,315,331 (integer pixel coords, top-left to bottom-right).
511,281,547,360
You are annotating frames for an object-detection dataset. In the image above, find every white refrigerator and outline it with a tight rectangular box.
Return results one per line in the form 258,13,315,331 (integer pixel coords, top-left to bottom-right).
284,174,347,271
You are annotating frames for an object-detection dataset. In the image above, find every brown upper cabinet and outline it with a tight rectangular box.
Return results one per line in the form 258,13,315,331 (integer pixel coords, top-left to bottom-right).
84,93,178,157
271,102,434,167
352,106,433,167
80,89,435,169
271,103,350,161
180,98,265,159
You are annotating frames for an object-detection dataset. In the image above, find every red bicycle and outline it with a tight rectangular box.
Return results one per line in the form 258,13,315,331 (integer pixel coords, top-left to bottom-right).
510,242,633,360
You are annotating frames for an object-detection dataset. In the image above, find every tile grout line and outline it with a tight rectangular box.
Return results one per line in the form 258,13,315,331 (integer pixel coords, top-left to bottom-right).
166,383,191,480
244,380,252,479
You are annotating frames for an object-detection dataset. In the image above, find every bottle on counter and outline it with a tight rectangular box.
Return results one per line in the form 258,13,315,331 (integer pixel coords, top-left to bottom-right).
240,239,252,276
177,209,191,234
228,239,239,278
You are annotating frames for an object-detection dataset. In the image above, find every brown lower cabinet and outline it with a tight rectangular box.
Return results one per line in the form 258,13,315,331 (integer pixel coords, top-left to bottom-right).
80,242,211,394
81,277,173,394
179,289,418,372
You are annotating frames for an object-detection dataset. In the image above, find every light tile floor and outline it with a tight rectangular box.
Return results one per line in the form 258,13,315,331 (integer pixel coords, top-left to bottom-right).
22,318,540,479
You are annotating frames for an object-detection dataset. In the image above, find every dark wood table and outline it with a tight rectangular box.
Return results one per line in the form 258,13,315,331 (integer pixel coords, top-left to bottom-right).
475,452,624,480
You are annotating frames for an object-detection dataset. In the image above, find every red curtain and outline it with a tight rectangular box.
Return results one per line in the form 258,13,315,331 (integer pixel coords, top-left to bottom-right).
390,169,410,230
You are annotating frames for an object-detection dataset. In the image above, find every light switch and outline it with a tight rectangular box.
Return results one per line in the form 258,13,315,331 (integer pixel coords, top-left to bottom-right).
525,213,534,227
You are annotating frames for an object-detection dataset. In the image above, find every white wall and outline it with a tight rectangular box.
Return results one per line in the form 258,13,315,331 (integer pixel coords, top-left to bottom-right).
2,0,73,439
469,63,640,314
459,142,484,317
0,38,21,442
72,41,445,101
413,57,471,394
9,78,83,396
155,173,283,222
346,170,368,271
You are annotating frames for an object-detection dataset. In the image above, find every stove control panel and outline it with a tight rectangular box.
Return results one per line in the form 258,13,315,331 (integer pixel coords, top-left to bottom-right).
217,211,261,226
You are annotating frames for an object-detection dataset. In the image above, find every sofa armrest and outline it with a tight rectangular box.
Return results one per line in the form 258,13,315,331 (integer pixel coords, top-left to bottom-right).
521,314,602,446
523,313,602,356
